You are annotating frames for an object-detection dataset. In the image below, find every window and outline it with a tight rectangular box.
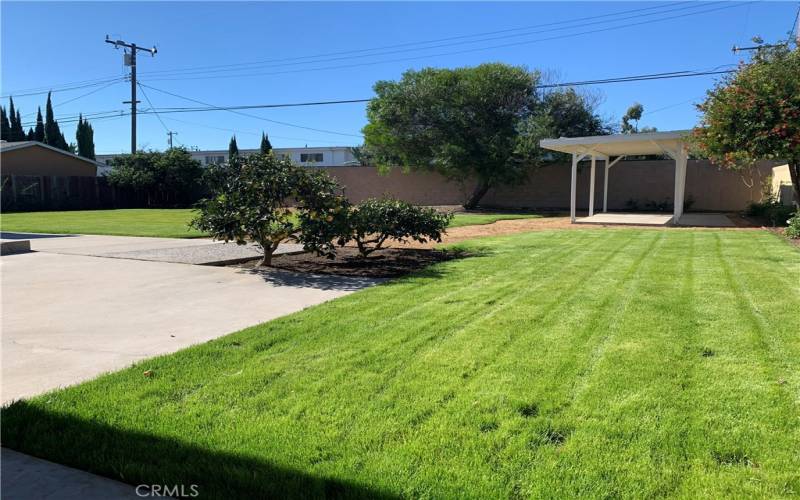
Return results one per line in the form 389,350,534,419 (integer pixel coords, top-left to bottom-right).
300,153,324,163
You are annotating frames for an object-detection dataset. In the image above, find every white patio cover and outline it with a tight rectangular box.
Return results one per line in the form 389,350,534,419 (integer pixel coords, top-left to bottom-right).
539,130,691,223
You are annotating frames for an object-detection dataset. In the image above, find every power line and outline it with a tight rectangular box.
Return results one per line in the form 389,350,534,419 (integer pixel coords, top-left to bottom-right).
137,82,170,132
139,1,705,79
158,114,348,145
21,80,122,119
1,77,125,99
135,69,733,115
142,2,753,83
20,67,734,133
139,83,364,138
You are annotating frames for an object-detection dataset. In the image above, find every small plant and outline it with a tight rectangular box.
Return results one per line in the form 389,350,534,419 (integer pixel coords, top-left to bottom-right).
746,200,795,227
342,198,452,258
786,210,800,239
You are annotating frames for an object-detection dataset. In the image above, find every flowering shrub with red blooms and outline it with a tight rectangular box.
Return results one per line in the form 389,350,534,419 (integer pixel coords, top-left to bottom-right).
693,41,800,204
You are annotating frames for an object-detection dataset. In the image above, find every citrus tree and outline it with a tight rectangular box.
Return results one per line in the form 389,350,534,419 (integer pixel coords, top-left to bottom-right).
693,41,800,204
192,153,346,266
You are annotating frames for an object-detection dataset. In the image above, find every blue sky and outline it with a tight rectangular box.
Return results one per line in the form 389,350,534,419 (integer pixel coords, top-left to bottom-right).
2,1,797,154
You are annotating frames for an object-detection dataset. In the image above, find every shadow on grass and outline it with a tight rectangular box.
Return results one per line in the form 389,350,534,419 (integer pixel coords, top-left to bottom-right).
238,267,383,291
1,401,400,500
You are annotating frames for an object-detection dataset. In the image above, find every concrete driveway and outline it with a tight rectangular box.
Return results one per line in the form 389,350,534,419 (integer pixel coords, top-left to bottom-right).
1,234,377,403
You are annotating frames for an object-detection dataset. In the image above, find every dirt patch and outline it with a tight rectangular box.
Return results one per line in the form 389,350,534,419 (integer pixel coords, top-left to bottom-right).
235,246,467,278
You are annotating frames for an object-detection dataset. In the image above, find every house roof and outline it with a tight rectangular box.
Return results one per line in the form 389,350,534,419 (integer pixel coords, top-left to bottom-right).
539,130,690,158
0,141,105,167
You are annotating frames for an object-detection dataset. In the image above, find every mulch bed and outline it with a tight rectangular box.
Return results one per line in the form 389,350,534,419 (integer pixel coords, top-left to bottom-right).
235,246,468,278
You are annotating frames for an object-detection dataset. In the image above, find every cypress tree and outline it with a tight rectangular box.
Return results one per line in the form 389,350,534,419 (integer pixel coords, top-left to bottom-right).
34,107,45,142
13,109,24,141
0,106,9,141
228,135,239,159
44,92,69,151
27,128,35,140
8,97,24,141
76,114,96,159
260,132,272,154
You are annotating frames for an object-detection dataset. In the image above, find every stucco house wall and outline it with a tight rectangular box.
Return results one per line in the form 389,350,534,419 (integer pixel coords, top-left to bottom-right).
1,142,98,177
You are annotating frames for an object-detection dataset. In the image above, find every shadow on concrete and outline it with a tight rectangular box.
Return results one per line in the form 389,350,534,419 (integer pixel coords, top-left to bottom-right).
1,401,400,500
239,267,382,291
0,232,77,240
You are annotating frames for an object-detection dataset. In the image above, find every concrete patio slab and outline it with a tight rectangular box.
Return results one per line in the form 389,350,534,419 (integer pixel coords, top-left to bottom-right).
575,213,674,226
1,251,378,403
1,448,153,500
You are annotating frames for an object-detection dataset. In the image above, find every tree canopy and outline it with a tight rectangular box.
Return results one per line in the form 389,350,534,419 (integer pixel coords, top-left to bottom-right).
694,40,800,203
107,148,204,207
363,63,609,208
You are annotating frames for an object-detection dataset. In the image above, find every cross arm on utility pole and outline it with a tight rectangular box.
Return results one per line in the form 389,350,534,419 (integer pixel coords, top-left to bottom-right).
104,36,158,154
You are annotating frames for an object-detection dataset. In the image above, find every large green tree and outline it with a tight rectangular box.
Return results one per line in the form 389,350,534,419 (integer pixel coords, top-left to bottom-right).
694,40,800,204
364,63,541,209
363,64,609,208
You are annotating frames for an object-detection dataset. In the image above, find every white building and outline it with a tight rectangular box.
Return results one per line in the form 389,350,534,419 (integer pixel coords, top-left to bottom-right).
96,146,357,175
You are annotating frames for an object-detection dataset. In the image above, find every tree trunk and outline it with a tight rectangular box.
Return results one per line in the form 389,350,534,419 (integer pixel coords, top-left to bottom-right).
259,243,278,267
788,159,800,208
464,179,491,210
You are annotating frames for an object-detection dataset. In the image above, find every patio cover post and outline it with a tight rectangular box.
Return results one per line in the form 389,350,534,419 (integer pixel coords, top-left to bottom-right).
673,144,688,222
589,155,596,216
570,153,578,223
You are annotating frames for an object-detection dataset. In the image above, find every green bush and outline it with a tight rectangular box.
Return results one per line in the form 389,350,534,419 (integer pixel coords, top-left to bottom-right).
107,148,203,207
338,198,452,258
746,200,795,226
298,198,454,259
192,154,347,266
785,211,800,239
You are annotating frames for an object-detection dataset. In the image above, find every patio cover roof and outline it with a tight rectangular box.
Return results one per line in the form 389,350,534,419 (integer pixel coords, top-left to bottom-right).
539,130,690,158
538,130,692,224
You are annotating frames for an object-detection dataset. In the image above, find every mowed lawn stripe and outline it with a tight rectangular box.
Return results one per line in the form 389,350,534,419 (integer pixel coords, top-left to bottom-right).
2,230,798,499
369,232,663,497
673,232,800,497
517,230,699,497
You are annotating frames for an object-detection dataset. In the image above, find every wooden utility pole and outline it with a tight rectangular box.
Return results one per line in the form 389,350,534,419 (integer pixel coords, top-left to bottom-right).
105,36,157,154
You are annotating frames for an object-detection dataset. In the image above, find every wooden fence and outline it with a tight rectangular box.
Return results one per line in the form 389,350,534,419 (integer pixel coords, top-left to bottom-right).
1,175,147,212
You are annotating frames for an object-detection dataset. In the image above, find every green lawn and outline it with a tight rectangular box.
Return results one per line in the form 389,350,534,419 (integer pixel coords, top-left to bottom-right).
0,209,205,238
448,212,541,228
0,208,537,238
3,229,799,499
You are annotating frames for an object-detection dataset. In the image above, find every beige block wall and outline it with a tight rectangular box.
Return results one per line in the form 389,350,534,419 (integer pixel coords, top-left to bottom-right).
319,159,775,212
